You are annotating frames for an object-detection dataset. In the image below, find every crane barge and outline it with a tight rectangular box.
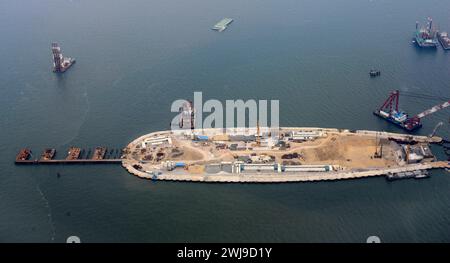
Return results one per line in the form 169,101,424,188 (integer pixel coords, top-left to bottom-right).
374,90,450,131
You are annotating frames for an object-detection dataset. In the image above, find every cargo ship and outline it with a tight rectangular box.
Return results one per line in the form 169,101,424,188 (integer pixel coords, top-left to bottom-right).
437,31,450,50
413,19,438,48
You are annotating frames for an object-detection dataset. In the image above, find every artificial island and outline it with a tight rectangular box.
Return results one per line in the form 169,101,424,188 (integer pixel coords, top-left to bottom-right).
121,126,449,183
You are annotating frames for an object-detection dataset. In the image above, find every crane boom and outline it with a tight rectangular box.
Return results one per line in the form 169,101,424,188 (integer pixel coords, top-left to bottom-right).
376,90,450,131
429,122,443,137
415,100,450,119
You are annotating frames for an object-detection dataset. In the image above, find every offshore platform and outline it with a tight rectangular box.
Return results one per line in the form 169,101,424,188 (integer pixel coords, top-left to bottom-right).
413,18,438,48
51,42,75,72
374,90,450,131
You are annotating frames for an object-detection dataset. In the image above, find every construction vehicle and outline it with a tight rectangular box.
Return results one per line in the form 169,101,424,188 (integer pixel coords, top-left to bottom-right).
373,132,383,158
374,90,450,131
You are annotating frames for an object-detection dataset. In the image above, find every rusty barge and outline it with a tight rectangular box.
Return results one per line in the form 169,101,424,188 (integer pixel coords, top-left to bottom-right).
15,147,122,165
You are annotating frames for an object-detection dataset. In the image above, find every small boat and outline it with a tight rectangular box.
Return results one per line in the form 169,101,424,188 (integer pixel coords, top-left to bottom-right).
369,69,381,77
414,170,430,179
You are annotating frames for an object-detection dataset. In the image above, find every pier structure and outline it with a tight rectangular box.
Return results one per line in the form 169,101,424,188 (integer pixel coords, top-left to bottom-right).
15,146,123,165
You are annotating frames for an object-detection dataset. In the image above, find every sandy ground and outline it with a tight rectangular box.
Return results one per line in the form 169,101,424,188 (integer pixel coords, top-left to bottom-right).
224,134,396,168
298,135,395,168
129,132,398,169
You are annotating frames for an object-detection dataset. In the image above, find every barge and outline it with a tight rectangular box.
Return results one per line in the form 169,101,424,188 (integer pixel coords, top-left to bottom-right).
15,147,121,165
369,69,381,77
212,18,233,32
92,147,107,160
373,110,421,131
374,90,450,132
40,148,56,160
66,147,81,160
16,149,31,162
386,170,430,181
437,31,450,50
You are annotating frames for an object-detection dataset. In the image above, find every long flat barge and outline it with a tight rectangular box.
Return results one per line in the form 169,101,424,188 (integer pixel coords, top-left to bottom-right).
438,32,450,50
212,18,233,32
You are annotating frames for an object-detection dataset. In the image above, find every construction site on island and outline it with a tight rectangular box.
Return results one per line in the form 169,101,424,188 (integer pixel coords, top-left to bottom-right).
118,101,450,183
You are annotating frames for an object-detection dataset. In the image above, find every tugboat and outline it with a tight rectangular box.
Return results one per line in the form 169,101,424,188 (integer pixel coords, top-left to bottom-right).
437,31,450,50
369,69,381,77
413,18,438,48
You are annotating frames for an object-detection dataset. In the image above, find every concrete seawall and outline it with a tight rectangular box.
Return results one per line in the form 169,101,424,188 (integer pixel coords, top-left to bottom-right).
122,160,449,183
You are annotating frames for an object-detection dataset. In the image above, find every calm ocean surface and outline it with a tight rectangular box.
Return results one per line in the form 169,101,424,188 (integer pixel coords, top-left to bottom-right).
0,0,450,242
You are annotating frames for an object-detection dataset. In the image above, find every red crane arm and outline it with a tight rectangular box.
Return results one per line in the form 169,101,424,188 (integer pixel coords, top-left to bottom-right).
379,90,399,112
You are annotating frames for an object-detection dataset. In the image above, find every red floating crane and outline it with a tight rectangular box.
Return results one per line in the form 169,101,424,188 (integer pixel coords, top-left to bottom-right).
374,90,450,131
